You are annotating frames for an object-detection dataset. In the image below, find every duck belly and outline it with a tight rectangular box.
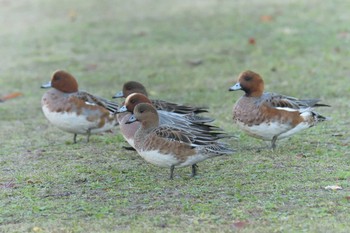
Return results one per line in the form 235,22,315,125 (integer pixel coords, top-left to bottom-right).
42,105,114,134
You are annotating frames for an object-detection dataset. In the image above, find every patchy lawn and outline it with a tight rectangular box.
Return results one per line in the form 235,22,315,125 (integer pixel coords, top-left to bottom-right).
1,0,349,232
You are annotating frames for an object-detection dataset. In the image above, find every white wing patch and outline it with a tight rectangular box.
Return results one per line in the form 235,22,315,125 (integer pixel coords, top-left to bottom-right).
85,101,97,106
275,107,299,112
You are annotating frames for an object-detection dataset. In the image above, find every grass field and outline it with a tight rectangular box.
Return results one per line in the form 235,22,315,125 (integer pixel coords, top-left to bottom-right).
1,0,350,232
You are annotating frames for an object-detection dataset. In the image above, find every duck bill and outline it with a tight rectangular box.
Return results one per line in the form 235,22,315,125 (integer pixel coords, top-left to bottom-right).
125,114,137,124
115,105,128,114
41,81,52,89
228,82,242,91
112,91,124,98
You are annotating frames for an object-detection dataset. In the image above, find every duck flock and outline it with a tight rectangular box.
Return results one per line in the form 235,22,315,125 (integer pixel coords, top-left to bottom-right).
40,70,329,179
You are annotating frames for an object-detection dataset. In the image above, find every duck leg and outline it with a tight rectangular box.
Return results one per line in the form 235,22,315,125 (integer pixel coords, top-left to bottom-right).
86,129,91,143
271,136,278,150
122,146,136,151
73,134,77,144
191,164,198,177
169,165,175,180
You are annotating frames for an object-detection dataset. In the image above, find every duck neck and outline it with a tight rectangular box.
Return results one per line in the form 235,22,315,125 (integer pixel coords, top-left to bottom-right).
245,90,263,97
141,118,159,131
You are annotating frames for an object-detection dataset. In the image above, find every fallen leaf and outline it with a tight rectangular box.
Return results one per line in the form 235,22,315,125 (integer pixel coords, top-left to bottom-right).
32,226,43,232
324,185,343,190
26,179,42,184
296,153,306,159
233,220,249,229
187,59,203,67
248,38,256,45
260,15,273,22
345,196,350,201
0,92,22,102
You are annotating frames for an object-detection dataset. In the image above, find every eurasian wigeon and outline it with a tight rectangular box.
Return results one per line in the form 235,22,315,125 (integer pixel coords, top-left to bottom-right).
126,103,235,179
116,93,225,149
41,70,119,143
113,81,208,114
229,70,329,149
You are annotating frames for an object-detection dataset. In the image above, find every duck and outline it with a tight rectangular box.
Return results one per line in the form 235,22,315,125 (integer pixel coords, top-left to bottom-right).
229,70,329,149
41,70,119,143
115,93,225,149
113,81,208,114
126,103,235,179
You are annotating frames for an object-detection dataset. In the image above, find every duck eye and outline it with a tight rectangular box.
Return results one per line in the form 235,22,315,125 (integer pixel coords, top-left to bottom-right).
244,76,252,81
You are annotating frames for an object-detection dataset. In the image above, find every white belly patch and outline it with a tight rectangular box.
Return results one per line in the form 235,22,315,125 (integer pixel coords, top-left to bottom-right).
237,121,291,140
42,105,114,134
138,150,179,167
138,150,208,168
236,120,310,140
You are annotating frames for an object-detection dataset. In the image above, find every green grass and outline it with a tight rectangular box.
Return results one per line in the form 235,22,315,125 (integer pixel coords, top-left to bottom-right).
1,0,350,232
